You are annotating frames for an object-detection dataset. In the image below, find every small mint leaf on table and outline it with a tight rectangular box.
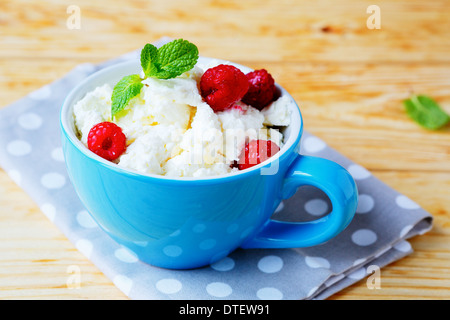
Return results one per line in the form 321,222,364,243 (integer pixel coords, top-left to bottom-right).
111,74,143,118
403,94,450,130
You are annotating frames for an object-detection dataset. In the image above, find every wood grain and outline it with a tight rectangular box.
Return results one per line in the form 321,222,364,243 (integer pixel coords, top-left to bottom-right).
0,0,449,300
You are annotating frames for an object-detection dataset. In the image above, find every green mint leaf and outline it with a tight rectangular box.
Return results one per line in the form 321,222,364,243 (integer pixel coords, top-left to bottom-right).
139,39,199,79
111,74,143,118
140,43,158,78
403,94,450,130
155,39,198,79
110,40,198,118
143,39,198,79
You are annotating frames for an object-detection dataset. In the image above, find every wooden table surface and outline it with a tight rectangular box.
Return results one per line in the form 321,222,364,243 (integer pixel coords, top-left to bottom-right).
0,0,449,300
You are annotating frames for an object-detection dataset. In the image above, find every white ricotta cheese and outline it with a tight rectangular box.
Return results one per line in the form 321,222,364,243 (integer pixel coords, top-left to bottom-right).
72,84,112,145
72,62,292,177
261,94,293,127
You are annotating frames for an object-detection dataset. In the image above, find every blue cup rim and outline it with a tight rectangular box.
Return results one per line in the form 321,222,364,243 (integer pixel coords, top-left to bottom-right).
60,58,304,183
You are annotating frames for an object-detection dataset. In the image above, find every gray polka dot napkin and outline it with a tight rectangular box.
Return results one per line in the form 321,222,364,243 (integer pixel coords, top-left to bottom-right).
0,38,432,300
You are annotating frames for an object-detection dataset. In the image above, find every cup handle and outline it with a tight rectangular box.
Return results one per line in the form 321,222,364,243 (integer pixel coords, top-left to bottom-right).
241,155,358,249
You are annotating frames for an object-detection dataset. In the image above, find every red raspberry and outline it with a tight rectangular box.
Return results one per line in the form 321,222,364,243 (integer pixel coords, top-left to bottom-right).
242,69,277,110
238,139,280,170
200,64,249,112
87,122,126,161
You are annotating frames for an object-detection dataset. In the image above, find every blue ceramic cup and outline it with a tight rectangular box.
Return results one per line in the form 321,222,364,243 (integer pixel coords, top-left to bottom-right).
60,58,358,269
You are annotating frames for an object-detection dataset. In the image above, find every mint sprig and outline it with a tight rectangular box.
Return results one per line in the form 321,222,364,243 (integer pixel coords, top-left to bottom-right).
403,94,450,130
142,39,199,79
111,39,199,118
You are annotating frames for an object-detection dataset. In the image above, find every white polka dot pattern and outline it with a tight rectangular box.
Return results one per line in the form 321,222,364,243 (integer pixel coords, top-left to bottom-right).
7,140,32,156
18,113,43,130
305,256,331,269
256,287,283,300
210,257,235,272
113,275,133,296
351,229,378,246
76,210,98,228
347,267,366,280
347,164,372,180
394,240,412,253
304,198,329,216
395,195,420,210
41,172,66,189
356,194,375,214
7,169,22,186
51,148,65,162
206,282,232,298
352,258,367,266
75,239,93,259
306,286,319,298
156,278,182,295
40,203,56,222
257,255,283,273
400,225,414,238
